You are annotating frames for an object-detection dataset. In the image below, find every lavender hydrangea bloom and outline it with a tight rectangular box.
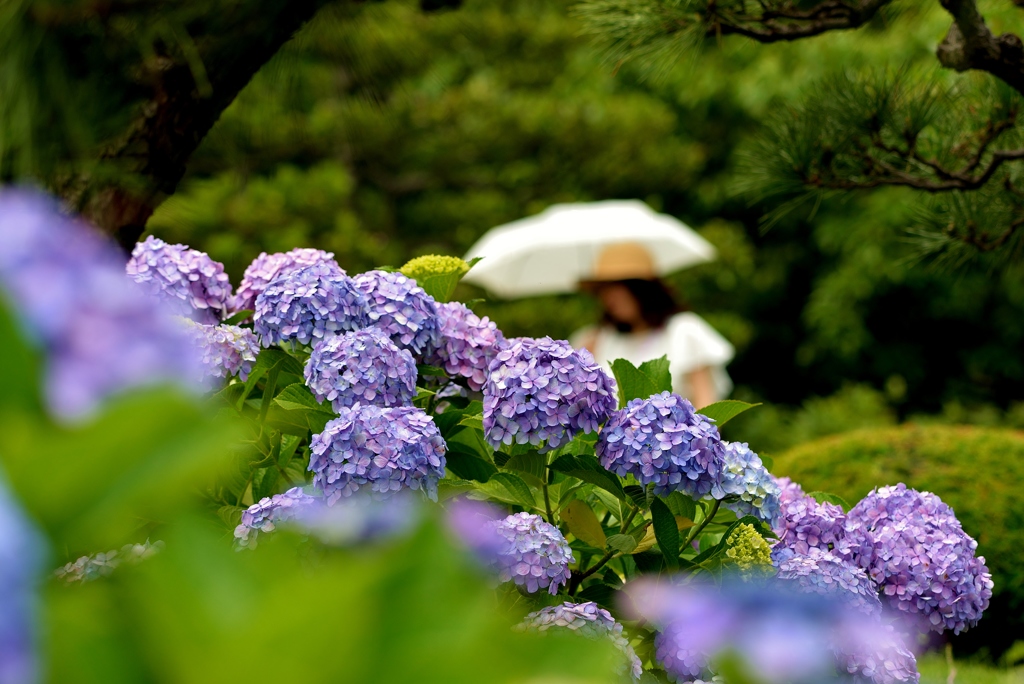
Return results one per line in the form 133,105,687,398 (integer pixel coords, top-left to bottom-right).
126,235,233,324
353,270,440,356
253,262,369,347
774,476,808,505
304,328,417,410
597,392,725,499
483,337,616,452
180,318,260,386
478,512,574,595
774,547,883,617
233,248,339,313
843,484,993,635
0,479,43,684
773,488,847,556
718,442,781,525
0,189,201,419
519,602,643,682
839,623,920,684
234,487,317,548
309,405,446,504
428,302,507,391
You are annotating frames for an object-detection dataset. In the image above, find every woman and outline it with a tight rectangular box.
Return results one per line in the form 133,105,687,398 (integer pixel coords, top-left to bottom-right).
570,243,733,409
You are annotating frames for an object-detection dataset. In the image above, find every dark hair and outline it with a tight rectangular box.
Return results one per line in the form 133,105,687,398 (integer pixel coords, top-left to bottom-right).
597,278,684,332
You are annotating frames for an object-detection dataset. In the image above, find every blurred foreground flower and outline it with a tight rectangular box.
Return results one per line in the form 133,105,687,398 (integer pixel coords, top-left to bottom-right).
233,248,338,313
429,301,507,391
253,262,368,347
54,540,164,583
517,602,643,682
304,327,417,410
484,337,616,451
0,188,200,419
597,391,724,499
624,576,919,683
0,479,43,684
447,504,573,595
126,236,233,324
309,405,447,504
353,270,440,357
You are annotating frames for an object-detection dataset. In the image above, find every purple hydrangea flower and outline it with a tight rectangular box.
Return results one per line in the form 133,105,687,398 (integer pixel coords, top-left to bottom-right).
309,405,447,504
0,189,201,419
253,262,369,347
126,235,233,324
838,623,920,684
773,489,847,556
774,476,807,505
483,337,616,452
428,302,507,391
469,512,574,595
54,540,163,584
843,484,993,635
180,318,260,386
234,487,317,548
774,547,882,617
597,392,725,499
0,479,43,684
519,602,643,682
353,270,440,357
303,328,417,410
233,248,339,313
718,442,781,526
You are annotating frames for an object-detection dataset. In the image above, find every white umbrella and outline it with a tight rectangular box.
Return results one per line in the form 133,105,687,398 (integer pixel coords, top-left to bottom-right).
462,200,716,298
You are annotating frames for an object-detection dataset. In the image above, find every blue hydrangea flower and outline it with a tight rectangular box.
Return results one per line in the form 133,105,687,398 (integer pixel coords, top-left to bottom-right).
233,248,339,313
597,392,725,499
180,318,260,386
843,484,993,635
290,490,419,547
0,478,43,684
353,270,440,357
234,487,317,548
518,602,643,682
304,328,417,410
470,512,574,595
253,262,369,347
774,546,882,617
126,235,233,324
773,487,847,556
483,337,616,452
718,442,781,526
429,302,507,391
309,405,447,504
54,540,163,584
0,188,201,420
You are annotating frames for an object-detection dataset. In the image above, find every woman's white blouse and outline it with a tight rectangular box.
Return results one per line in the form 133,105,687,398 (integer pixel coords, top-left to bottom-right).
570,312,734,403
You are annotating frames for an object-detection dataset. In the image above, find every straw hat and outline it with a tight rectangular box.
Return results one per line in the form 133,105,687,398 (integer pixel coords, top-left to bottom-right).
585,242,657,282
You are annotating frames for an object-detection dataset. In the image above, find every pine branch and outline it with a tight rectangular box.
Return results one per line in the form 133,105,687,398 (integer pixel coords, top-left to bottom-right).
936,0,1024,96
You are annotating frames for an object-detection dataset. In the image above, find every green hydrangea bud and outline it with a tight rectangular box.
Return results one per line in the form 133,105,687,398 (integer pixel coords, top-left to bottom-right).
725,523,773,579
399,255,469,283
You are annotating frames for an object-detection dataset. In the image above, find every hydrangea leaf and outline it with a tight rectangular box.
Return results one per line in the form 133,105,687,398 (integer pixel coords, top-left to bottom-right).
609,357,660,406
273,383,332,413
663,491,697,522
807,491,851,513
477,472,537,510
631,525,658,554
606,533,638,554
549,454,627,501
0,297,42,413
695,399,761,426
651,498,680,568
221,309,254,326
504,451,547,483
445,444,498,482
561,500,606,549
638,356,672,394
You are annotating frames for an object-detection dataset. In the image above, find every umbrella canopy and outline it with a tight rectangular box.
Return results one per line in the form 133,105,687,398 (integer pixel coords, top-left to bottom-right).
462,200,716,298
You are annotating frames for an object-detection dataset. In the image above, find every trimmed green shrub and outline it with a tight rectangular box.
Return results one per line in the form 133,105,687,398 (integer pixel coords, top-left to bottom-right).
773,424,1024,656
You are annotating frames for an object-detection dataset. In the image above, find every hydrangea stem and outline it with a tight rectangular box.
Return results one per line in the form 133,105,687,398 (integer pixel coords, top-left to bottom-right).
542,480,555,526
569,504,641,594
682,499,721,549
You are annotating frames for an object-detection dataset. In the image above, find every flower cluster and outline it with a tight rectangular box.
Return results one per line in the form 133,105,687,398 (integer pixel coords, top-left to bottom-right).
292,490,419,547
399,254,470,282
0,189,200,419
0,480,42,684
233,248,338,313
353,270,440,356
718,442,781,525
774,476,807,505
773,546,882,617
518,602,643,682
233,487,318,548
484,337,616,451
180,318,260,386
53,540,164,584
126,235,233,324
253,262,369,347
838,624,920,684
481,512,574,595
772,488,847,556
597,392,724,499
724,523,774,578
843,484,993,634
304,328,417,410
308,405,447,504
429,302,507,391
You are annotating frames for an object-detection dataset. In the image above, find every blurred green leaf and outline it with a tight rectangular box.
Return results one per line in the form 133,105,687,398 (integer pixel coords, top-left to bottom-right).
0,297,42,414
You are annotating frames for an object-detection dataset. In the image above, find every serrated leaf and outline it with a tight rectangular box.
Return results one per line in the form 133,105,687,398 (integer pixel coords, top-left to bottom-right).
624,484,647,509
631,525,657,554
610,357,665,406
663,491,697,521
695,400,760,427
445,446,497,482
504,451,546,482
222,309,254,325
419,272,463,303
416,364,448,377
561,500,606,549
606,533,637,554
437,478,477,501
458,413,483,430
651,498,680,567
638,356,672,394
549,454,626,501
807,491,851,512
479,472,536,509
273,383,333,413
